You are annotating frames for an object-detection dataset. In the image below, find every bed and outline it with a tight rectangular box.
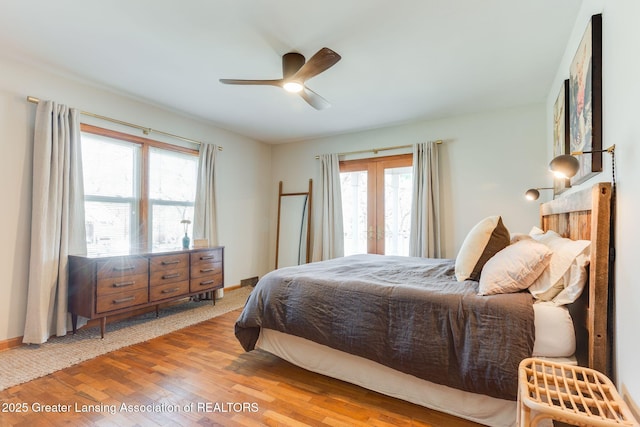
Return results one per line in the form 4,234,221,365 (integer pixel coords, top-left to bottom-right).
235,182,612,427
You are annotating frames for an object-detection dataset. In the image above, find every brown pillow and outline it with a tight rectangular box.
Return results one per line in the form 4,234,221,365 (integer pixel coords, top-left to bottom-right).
455,216,510,281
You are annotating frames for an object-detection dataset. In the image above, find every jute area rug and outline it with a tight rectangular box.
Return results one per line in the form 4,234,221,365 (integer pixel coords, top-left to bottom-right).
0,286,253,391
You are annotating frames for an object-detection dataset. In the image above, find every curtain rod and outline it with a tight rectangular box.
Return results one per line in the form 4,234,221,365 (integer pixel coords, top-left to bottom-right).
314,140,442,159
26,96,222,151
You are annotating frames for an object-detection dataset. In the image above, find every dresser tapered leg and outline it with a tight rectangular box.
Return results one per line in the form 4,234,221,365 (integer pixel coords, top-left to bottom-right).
71,314,78,334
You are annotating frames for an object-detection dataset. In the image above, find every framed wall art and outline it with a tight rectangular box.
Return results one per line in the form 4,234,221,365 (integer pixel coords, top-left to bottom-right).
553,79,570,195
569,13,602,185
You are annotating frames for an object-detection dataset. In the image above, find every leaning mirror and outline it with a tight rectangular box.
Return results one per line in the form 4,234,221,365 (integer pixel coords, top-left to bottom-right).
276,180,312,269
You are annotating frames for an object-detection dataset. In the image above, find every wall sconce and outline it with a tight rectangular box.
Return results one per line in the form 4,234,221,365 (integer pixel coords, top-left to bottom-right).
525,187,553,201
549,145,616,179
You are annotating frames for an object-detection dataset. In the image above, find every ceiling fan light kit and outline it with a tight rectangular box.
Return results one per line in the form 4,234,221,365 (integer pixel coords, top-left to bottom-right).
283,81,303,93
220,47,341,110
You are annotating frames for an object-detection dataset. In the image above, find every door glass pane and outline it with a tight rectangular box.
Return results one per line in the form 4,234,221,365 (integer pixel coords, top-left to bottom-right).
341,171,368,256
384,166,413,256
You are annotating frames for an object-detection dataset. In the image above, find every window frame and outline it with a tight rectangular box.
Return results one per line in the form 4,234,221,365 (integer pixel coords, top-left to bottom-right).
80,124,198,253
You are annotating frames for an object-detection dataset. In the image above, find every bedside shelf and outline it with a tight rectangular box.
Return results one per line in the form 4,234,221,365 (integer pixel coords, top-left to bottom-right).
517,358,638,427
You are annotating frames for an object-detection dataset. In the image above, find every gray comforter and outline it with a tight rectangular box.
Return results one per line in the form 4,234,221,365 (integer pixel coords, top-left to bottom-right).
235,254,534,400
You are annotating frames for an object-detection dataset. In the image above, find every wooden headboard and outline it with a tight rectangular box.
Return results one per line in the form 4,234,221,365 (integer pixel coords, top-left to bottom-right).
539,182,612,377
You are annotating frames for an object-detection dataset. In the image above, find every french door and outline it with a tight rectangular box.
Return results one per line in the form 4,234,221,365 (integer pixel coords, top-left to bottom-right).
340,154,413,255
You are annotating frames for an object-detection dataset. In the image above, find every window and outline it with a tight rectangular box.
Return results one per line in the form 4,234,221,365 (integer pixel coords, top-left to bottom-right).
149,147,197,251
340,154,413,256
81,125,198,255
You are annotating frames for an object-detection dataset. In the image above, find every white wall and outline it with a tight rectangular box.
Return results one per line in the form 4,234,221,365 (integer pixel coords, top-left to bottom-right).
0,54,272,342
270,104,547,264
546,0,640,413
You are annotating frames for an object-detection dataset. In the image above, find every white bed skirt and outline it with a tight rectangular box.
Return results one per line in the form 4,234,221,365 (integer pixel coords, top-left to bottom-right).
257,328,575,426
253,299,576,426
258,328,519,427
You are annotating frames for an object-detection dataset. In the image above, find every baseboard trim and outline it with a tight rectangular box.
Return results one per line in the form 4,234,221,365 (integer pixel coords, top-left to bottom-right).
0,337,23,352
0,284,243,353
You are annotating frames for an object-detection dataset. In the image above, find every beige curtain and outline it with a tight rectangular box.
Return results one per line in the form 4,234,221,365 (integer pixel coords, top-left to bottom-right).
23,101,87,344
312,154,344,261
193,143,219,247
409,141,441,258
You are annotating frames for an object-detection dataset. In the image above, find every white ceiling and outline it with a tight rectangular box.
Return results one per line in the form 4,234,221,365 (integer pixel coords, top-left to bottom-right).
0,0,582,144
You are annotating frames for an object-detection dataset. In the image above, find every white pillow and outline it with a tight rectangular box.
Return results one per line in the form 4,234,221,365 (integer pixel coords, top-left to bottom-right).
528,230,591,303
553,250,590,305
478,239,552,296
510,233,532,244
532,302,576,357
530,226,544,236
455,216,510,282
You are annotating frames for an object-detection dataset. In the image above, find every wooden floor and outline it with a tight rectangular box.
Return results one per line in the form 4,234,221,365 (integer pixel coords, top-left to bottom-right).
0,304,483,427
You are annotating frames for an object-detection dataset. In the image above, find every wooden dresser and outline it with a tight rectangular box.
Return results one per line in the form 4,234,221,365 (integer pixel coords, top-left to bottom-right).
69,247,224,338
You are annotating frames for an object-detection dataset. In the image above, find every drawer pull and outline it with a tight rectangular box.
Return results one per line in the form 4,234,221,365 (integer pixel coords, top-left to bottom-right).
113,281,134,288
114,266,136,272
199,280,215,286
200,268,216,273
200,255,214,260
162,273,181,280
161,287,180,294
113,296,135,304
161,260,181,265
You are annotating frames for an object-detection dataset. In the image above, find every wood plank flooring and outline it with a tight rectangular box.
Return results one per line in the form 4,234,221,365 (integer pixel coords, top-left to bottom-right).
0,303,483,427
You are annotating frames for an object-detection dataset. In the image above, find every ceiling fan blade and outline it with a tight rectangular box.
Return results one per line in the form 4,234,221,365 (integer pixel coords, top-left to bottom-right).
219,79,283,87
291,47,341,82
299,86,331,110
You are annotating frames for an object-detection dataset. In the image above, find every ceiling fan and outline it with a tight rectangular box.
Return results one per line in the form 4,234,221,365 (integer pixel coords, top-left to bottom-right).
219,47,341,110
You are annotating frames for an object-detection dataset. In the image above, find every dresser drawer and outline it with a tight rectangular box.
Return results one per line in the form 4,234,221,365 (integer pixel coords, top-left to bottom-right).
96,288,148,313
150,267,189,286
191,248,223,266
150,253,189,272
190,261,221,279
97,257,148,280
150,280,189,302
190,272,223,293
97,273,148,297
